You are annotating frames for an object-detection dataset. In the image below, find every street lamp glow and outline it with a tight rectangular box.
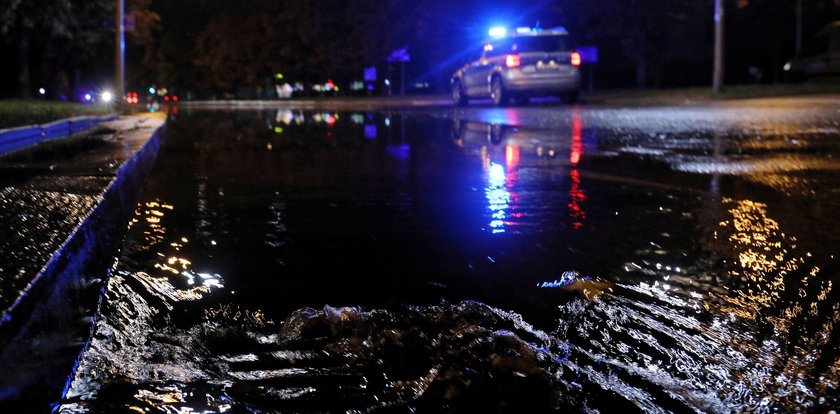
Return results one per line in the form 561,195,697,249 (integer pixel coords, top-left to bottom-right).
489,27,507,38
101,91,113,102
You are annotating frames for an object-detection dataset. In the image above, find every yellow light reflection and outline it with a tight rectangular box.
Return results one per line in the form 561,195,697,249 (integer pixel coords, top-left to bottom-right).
704,196,836,369
131,199,224,303
130,387,186,412
204,303,274,328
695,195,839,408
707,199,795,319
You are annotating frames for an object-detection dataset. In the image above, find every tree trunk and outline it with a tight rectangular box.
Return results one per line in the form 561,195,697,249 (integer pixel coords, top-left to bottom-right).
18,33,32,98
71,64,81,102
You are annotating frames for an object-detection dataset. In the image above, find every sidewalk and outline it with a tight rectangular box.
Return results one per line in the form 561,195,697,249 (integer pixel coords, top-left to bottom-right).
0,114,165,407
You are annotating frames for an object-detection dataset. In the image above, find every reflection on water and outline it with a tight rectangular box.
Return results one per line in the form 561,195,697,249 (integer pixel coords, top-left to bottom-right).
133,199,224,303
56,109,838,413
456,111,591,234
485,162,511,233
569,112,586,229
710,198,798,319
568,169,586,229
558,191,840,412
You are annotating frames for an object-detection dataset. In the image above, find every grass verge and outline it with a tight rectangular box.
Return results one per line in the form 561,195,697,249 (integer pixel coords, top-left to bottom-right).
0,100,116,129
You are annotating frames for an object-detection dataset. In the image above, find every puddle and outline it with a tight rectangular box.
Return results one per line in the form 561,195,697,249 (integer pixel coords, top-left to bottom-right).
55,108,839,412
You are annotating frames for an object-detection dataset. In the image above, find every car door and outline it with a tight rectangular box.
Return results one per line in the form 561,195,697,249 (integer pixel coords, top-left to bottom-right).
463,43,495,97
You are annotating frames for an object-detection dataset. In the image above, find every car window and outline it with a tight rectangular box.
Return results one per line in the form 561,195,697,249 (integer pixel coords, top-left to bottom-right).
510,35,570,53
485,40,512,58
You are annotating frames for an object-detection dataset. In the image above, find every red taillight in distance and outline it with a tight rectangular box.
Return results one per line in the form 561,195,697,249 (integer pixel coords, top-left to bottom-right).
505,54,521,68
571,51,581,66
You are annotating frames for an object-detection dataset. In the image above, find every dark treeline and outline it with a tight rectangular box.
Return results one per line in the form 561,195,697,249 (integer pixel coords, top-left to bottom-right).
1,0,839,100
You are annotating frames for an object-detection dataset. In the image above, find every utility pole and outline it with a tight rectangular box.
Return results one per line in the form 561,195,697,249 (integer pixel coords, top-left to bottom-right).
713,0,725,93
115,0,125,108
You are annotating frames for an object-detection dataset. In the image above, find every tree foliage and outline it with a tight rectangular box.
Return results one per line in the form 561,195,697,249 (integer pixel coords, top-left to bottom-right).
126,0,162,88
4,0,840,98
194,12,279,92
0,0,74,37
1,0,78,97
557,0,708,88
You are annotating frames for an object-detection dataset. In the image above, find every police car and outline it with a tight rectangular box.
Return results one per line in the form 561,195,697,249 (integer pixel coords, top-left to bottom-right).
451,27,582,106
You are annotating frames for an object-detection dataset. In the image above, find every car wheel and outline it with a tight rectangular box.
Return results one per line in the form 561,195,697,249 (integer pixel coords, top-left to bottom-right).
452,79,468,106
561,90,579,104
490,123,504,144
452,118,466,141
490,76,509,107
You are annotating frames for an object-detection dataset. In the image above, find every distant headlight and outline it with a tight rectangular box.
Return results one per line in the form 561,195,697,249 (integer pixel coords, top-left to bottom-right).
783,62,792,72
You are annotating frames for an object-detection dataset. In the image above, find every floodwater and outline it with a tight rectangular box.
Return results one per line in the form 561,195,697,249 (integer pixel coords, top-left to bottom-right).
58,101,839,413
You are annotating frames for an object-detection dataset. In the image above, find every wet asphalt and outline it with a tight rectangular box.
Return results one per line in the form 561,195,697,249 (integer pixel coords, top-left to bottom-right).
3,95,840,412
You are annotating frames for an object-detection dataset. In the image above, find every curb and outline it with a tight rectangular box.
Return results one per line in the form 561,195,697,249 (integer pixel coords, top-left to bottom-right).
0,114,119,157
0,117,165,409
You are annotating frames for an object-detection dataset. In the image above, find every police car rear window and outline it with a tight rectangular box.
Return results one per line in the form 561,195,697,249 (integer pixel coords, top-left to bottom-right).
511,36,569,53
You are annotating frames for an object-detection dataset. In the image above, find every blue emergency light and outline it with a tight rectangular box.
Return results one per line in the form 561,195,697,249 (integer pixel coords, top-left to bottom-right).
488,27,507,38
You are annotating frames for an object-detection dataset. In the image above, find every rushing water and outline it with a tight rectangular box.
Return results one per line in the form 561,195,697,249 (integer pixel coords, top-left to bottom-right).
57,106,839,412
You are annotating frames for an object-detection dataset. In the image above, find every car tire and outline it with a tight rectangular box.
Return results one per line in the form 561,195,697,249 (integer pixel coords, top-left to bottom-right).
452,118,466,141
490,124,504,144
452,80,468,106
491,76,509,107
561,90,579,104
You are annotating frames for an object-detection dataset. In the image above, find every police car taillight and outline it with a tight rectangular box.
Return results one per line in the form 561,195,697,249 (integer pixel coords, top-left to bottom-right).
571,52,581,66
506,54,521,68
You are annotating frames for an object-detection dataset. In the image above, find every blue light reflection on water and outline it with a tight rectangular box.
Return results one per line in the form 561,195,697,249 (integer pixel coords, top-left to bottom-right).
387,144,410,162
470,110,592,235
364,124,377,139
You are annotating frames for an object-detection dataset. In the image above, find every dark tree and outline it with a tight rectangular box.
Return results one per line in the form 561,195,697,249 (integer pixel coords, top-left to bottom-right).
126,0,162,92
0,0,120,99
1,0,74,97
194,12,280,96
559,0,704,89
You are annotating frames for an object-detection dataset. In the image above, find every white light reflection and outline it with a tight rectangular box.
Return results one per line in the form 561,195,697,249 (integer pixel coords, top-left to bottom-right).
182,271,224,290
485,162,510,233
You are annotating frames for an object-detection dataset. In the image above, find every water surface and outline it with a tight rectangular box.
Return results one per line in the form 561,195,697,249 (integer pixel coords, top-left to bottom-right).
59,105,839,412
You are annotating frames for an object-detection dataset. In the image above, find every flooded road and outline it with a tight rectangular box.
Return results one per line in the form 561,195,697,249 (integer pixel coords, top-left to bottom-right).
59,98,839,412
